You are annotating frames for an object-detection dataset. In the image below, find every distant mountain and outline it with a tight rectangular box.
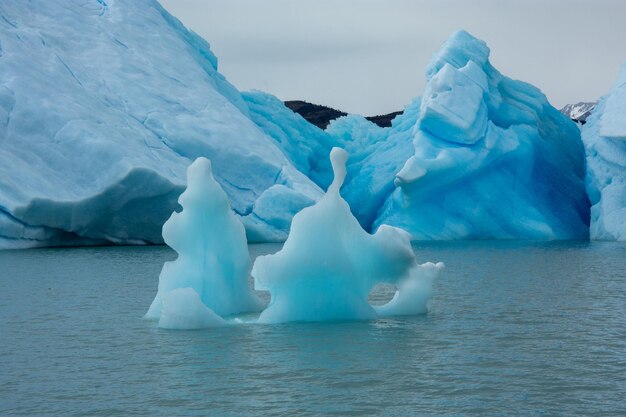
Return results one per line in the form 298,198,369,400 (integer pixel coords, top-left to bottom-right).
284,101,347,129
560,102,596,125
366,111,404,128
284,100,402,129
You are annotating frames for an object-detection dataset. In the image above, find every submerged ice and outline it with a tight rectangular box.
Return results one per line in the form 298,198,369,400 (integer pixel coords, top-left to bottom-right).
252,148,443,324
145,158,262,329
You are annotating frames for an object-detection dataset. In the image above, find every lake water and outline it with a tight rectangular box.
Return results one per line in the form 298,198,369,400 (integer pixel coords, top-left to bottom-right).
1,241,625,416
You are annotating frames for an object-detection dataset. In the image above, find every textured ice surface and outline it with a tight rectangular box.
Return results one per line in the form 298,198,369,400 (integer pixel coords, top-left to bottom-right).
245,90,418,231
375,31,590,240
326,99,420,229
243,91,335,189
582,63,626,241
252,148,442,324
146,158,262,322
0,0,321,249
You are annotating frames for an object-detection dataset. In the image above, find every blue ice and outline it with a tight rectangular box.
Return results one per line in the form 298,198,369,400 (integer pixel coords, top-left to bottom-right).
252,148,443,324
582,62,626,241
145,157,263,329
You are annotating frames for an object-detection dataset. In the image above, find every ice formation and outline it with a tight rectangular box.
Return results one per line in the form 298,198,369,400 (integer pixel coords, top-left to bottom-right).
0,0,321,249
252,148,442,324
374,262,443,317
325,99,420,229
0,2,599,249
145,158,262,327
582,63,626,241
243,91,336,189
158,288,225,330
245,90,419,231
373,31,590,239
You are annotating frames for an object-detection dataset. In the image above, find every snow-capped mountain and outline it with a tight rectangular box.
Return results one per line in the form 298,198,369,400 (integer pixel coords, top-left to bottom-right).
560,102,596,124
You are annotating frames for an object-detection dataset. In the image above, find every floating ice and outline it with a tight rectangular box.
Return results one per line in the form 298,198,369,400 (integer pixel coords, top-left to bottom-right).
582,63,626,240
145,158,263,326
158,288,225,330
375,262,443,317
252,148,443,324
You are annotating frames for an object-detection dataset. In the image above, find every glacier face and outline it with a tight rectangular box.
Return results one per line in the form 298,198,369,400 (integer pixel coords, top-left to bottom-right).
373,31,590,240
0,0,601,248
0,0,321,248
582,64,626,241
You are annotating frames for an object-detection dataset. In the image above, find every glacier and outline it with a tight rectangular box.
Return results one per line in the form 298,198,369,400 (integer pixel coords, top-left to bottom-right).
252,148,442,324
0,0,603,248
0,0,321,249
582,63,626,241
244,32,592,240
146,157,262,328
373,31,590,240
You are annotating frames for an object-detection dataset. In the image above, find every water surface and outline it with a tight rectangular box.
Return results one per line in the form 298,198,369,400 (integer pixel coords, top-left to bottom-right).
1,241,625,416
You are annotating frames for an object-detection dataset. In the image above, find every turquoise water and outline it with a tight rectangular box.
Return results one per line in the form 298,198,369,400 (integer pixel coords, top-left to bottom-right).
1,241,625,416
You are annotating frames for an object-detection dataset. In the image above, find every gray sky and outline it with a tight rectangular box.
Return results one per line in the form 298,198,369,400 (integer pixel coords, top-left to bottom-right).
160,0,626,116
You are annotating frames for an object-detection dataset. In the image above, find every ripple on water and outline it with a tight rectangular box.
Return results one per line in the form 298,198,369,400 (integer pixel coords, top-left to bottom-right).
0,241,625,416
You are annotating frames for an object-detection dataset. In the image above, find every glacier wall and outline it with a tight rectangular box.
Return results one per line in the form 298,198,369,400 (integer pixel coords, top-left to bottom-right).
0,0,603,247
582,63,626,241
0,0,321,248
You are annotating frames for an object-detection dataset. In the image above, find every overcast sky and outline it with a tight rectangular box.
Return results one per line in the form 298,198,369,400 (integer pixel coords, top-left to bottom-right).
160,0,626,116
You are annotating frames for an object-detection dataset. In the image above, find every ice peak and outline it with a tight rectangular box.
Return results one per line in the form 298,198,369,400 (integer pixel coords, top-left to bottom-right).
426,30,491,80
328,147,348,194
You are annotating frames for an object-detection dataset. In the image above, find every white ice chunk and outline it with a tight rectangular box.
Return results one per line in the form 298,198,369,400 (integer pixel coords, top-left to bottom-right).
375,262,443,317
146,157,263,321
252,148,439,324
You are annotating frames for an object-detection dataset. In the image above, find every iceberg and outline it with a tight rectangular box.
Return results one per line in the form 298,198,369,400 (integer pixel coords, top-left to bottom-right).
252,148,442,324
374,31,590,240
0,0,321,249
145,157,263,324
582,63,626,240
